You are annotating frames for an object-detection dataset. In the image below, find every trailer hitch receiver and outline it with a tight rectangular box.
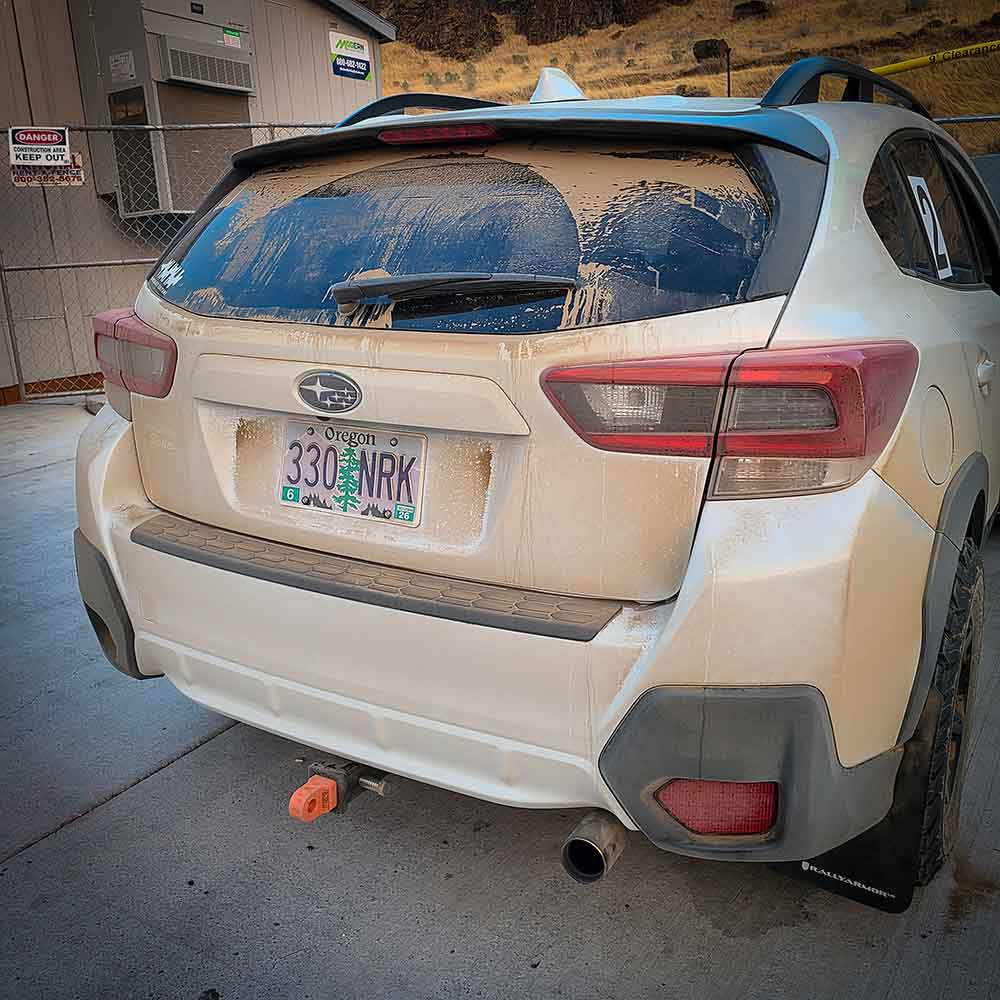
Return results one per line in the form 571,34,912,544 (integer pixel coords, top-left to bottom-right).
288,757,388,823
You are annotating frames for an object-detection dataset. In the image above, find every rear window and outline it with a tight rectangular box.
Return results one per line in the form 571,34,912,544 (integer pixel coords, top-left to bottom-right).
152,140,770,333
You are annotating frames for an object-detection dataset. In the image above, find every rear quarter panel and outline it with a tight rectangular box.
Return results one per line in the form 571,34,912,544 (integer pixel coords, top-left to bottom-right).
775,106,984,531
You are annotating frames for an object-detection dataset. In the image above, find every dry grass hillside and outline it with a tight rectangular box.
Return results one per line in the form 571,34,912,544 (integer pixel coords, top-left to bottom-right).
381,0,1000,153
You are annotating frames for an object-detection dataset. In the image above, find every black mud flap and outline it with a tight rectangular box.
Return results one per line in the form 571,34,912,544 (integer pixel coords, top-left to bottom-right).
770,689,939,914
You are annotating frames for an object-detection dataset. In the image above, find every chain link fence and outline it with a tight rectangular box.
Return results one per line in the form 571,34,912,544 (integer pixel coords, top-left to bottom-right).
0,123,321,399
0,114,997,401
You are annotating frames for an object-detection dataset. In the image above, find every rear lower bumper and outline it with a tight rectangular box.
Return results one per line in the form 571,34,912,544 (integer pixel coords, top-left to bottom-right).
137,632,600,810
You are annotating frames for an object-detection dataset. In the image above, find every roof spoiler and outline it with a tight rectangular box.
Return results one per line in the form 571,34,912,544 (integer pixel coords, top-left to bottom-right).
337,93,504,128
233,107,831,170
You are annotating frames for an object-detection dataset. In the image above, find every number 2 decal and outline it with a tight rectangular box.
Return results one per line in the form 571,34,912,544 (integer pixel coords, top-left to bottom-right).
908,175,952,280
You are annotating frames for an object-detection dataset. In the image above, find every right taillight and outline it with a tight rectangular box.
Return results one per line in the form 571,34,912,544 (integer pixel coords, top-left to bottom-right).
541,341,918,499
94,309,177,413
712,341,918,498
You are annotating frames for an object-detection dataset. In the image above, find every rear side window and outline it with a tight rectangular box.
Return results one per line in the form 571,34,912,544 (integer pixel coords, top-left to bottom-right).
940,148,1000,293
892,137,980,285
151,140,771,334
863,156,933,277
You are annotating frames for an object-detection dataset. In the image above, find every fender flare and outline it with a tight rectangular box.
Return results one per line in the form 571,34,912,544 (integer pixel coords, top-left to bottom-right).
897,452,988,743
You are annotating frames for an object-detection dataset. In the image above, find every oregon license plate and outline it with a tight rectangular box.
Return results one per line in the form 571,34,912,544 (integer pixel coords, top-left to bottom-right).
277,420,426,527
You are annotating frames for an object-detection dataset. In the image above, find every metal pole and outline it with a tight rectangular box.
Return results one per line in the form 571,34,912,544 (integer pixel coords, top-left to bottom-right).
873,38,1000,76
1,258,157,273
934,113,1000,124
0,248,27,402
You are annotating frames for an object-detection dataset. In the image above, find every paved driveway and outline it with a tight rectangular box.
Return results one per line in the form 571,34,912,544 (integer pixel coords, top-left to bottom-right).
1,401,998,1000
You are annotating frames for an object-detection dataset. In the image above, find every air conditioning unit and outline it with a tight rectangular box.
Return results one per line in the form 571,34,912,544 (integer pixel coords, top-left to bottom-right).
70,0,257,217
159,35,254,93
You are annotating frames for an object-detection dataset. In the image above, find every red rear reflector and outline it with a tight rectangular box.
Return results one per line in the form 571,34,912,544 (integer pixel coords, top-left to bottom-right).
94,309,177,399
541,355,735,457
377,123,500,145
654,779,778,835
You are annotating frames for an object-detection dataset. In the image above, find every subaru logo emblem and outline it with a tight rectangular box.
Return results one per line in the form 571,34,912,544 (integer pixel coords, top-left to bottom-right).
296,371,362,414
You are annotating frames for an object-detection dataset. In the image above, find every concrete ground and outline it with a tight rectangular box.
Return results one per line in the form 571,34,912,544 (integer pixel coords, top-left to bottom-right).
1,400,999,1000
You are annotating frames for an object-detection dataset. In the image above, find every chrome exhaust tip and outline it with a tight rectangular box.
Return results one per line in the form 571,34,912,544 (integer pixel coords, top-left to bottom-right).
561,810,628,884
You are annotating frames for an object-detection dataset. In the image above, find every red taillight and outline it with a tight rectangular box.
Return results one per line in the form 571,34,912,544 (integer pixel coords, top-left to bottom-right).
377,123,500,145
654,779,778,836
94,309,177,400
541,355,735,457
713,341,918,497
541,341,917,496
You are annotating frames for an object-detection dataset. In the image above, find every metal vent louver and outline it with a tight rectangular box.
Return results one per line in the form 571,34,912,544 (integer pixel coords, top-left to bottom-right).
112,130,162,215
163,41,254,93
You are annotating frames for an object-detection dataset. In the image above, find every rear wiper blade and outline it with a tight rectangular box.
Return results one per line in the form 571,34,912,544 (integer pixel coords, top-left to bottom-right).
331,271,578,306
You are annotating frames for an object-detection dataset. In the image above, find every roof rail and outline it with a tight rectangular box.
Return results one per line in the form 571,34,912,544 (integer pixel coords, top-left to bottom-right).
761,56,931,119
338,93,504,129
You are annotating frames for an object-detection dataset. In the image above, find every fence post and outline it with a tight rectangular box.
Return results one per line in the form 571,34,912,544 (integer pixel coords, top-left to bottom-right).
0,248,27,402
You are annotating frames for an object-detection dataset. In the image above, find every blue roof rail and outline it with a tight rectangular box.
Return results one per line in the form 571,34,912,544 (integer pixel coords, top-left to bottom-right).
761,56,931,118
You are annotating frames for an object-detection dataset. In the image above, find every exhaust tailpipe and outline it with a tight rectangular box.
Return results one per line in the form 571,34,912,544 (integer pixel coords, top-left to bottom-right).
561,810,628,884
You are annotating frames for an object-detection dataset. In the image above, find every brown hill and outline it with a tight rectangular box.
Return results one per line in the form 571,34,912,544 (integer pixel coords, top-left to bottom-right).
377,0,1000,154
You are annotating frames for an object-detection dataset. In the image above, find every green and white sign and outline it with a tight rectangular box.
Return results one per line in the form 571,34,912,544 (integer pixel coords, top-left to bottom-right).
330,31,371,81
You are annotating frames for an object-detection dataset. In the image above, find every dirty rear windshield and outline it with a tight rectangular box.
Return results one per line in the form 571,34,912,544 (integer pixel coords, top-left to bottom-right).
151,140,770,334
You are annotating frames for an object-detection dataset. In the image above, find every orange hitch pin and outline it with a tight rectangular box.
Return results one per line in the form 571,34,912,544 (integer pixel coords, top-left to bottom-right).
288,774,339,822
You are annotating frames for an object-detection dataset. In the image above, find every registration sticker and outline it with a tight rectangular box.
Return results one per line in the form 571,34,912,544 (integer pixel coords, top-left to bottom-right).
278,420,426,527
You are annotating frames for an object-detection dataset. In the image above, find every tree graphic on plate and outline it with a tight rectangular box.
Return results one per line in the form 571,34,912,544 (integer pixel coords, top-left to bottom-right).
334,445,361,513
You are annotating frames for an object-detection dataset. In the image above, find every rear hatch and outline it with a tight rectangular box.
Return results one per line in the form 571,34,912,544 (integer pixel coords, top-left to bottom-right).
131,130,814,602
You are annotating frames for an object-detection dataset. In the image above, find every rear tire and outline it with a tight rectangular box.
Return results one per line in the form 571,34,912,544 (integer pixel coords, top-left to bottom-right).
915,537,984,886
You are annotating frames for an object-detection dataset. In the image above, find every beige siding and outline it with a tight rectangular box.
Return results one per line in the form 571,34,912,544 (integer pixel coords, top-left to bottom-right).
251,0,380,124
0,0,158,388
1,0,387,391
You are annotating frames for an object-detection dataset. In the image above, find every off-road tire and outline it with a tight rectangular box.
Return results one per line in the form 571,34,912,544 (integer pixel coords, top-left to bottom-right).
915,537,984,886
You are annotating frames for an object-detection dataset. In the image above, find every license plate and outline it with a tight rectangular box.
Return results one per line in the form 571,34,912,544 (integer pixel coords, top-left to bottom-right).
277,420,426,527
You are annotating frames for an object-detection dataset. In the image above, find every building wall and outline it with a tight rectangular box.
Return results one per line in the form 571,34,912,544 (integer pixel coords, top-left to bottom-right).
1,0,173,390
251,0,383,124
0,0,388,394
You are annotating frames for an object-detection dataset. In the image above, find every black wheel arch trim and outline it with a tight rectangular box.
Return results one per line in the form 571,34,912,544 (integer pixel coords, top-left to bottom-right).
897,452,988,744
74,528,154,680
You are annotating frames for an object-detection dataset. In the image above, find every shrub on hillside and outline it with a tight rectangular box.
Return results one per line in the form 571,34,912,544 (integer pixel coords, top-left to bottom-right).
503,1,666,45
372,0,502,59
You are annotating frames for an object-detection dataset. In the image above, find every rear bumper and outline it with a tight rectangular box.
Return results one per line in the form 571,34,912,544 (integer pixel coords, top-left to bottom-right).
75,404,934,860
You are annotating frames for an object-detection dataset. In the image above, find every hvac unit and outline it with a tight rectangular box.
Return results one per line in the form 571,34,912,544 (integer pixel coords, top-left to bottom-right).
71,0,257,218
158,35,254,93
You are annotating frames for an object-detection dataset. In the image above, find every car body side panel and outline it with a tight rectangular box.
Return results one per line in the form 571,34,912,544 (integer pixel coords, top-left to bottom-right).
926,282,1000,516
775,105,989,535
593,473,933,768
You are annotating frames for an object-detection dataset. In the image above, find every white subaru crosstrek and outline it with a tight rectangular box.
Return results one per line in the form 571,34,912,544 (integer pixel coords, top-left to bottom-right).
76,58,1000,911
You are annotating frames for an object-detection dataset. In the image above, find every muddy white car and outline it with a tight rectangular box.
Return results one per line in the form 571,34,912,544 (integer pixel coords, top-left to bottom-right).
75,58,1000,911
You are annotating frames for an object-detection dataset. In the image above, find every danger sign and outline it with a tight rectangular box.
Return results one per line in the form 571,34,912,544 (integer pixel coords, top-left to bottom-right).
9,126,71,165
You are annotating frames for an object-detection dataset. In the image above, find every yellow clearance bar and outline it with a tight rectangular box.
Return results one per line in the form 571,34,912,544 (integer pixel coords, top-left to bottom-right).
873,39,1000,76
